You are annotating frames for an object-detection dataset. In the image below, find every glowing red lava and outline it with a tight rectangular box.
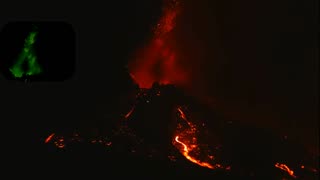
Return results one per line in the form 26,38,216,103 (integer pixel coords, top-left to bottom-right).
275,162,297,178
44,133,55,143
173,106,226,170
175,136,215,169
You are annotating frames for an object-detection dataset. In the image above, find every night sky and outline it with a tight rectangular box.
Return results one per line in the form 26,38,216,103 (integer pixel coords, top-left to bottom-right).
0,0,318,172
175,0,318,153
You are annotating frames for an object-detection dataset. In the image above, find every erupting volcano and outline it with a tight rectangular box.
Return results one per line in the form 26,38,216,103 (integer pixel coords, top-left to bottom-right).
42,0,319,179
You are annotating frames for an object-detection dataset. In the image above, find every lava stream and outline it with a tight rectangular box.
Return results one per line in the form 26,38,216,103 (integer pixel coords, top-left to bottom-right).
173,106,227,170
175,136,214,169
275,162,297,179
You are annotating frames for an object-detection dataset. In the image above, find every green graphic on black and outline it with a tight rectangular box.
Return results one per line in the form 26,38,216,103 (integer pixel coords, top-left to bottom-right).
0,21,75,81
9,26,42,78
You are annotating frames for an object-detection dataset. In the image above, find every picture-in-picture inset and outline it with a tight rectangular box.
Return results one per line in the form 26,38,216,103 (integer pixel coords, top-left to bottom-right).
0,21,75,82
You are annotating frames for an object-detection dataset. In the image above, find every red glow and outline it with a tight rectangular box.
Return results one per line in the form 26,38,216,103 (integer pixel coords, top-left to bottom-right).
175,136,214,169
300,165,319,173
173,106,226,170
45,133,55,143
124,105,135,119
54,136,66,149
128,0,187,88
275,162,297,178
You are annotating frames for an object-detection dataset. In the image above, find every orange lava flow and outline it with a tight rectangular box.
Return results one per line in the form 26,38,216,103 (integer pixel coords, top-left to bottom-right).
275,162,297,178
174,106,226,170
175,136,214,169
45,133,55,143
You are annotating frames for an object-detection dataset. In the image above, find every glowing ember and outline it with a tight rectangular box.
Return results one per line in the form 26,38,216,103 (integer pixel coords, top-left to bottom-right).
177,107,194,129
124,106,135,119
45,132,115,150
173,106,227,170
54,136,66,149
175,136,214,169
275,162,297,178
177,107,187,120
45,133,55,143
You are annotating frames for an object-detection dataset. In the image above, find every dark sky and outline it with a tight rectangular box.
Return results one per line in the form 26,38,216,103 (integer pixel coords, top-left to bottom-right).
173,0,318,153
0,0,318,154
